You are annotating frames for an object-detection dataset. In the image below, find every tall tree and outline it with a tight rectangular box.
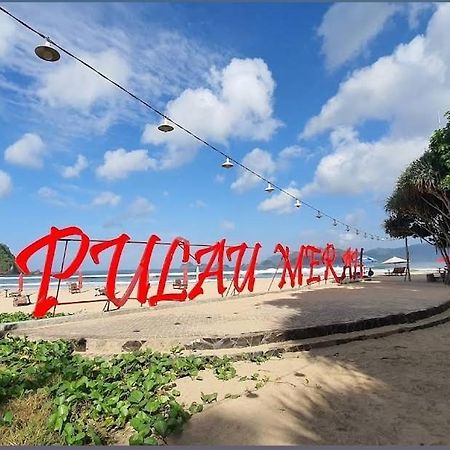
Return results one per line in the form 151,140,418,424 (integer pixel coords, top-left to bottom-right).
385,111,450,284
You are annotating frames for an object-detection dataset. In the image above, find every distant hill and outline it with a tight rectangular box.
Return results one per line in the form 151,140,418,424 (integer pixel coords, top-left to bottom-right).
0,243,18,274
365,243,439,263
251,243,439,269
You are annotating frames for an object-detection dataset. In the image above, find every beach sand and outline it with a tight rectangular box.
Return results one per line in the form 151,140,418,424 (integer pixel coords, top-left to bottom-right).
0,275,344,316
166,320,450,445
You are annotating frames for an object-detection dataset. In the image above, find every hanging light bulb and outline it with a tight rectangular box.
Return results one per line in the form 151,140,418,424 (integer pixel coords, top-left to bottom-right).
158,117,174,133
316,211,322,219
221,157,234,169
332,219,337,226
35,38,60,62
295,199,301,208
346,226,350,232
265,182,274,193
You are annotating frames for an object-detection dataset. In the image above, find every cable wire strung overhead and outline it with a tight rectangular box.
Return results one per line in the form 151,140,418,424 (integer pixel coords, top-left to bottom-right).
0,6,393,242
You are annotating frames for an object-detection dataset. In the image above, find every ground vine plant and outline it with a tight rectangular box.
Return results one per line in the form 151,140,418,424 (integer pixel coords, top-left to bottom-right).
0,336,240,445
0,312,67,324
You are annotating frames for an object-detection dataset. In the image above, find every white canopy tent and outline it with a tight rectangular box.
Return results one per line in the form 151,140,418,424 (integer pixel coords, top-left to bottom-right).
382,256,407,265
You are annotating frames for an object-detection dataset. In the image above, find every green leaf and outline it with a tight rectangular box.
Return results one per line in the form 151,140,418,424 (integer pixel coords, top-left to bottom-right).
144,399,160,413
200,392,218,404
153,418,169,437
129,390,144,403
129,433,144,445
130,417,148,434
189,402,203,414
143,436,158,445
2,411,13,425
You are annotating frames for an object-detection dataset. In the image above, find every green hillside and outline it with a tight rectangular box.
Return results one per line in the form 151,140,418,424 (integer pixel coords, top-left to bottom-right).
0,243,18,274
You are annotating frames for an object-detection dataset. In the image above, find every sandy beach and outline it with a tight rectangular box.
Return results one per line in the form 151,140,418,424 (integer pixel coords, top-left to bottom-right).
0,267,440,317
0,274,345,316
167,319,450,445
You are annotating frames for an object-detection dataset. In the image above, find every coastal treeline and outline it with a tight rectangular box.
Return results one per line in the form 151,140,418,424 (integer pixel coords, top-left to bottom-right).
385,111,450,284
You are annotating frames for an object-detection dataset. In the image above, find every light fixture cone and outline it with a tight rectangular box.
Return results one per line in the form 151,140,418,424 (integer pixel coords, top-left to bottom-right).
158,118,174,133
295,199,301,208
265,183,274,193
222,157,234,169
35,40,60,62
333,220,337,226
316,211,322,219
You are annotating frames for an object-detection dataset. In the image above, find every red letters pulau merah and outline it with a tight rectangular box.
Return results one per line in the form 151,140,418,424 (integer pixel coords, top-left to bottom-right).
15,226,363,318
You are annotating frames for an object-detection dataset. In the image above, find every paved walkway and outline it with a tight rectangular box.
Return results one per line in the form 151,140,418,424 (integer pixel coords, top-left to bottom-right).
9,276,450,351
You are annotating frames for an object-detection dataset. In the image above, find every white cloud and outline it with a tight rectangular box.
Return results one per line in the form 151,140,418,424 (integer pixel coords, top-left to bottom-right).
128,196,155,219
214,174,225,184
318,3,399,70
190,199,207,208
0,170,12,198
258,183,302,215
301,5,450,196
344,209,366,226
301,127,426,195
303,4,450,140
4,133,45,169
230,145,306,193
96,148,157,181
0,4,223,135
92,191,121,207
37,186,67,207
231,148,277,193
0,14,16,59
38,49,130,111
62,154,88,178
277,145,306,170
221,220,235,231
407,3,433,29
142,58,281,169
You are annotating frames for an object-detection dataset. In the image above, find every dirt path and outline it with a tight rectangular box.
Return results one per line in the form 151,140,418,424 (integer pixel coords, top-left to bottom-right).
169,321,450,445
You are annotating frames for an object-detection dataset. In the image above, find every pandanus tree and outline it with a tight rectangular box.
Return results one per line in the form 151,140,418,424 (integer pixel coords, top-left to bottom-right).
385,111,450,284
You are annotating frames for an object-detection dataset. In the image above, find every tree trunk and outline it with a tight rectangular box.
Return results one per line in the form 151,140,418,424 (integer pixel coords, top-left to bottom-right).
439,248,450,285
405,237,411,282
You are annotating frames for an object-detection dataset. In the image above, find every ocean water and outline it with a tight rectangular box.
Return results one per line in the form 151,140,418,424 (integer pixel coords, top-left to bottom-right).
0,261,443,289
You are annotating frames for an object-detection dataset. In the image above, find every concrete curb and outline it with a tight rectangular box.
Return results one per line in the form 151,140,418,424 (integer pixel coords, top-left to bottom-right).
5,297,449,356
0,281,349,333
194,307,450,360
184,298,450,351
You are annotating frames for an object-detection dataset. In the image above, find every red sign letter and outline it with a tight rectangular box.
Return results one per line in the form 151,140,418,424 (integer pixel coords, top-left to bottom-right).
304,245,322,285
149,237,190,306
15,226,90,318
322,243,341,283
226,242,262,293
274,244,306,288
189,239,226,300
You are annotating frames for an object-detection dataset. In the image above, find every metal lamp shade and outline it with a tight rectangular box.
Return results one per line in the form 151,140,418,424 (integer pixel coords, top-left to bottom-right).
35,41,60,62
158,118,174,133
222,157,234,169
265,183,274,193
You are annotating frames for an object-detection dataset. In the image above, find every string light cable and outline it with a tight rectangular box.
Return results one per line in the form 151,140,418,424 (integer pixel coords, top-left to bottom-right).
0,5,393,242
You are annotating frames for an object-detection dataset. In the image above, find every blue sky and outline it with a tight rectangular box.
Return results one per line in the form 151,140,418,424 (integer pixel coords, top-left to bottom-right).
0,2,448,268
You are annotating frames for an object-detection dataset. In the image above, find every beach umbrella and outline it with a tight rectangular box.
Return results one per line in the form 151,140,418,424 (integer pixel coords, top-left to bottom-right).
78,271,83,289
382,256,407,264
18,272,24,293
436,257,446,263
